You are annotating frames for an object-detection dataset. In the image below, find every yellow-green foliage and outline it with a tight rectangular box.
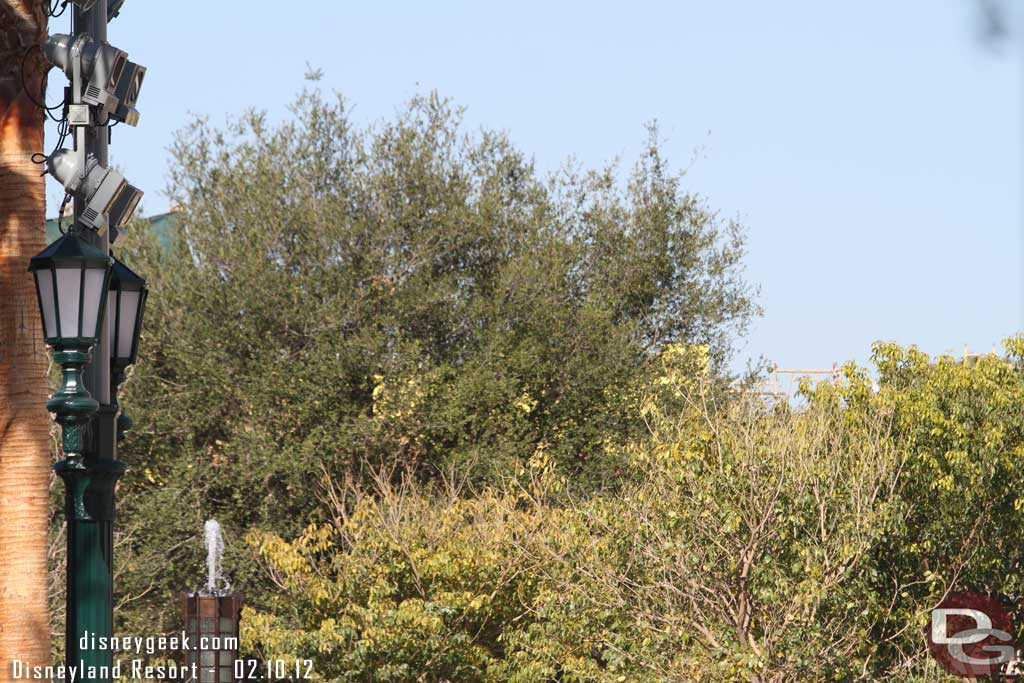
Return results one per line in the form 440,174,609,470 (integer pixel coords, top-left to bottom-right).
229,337,1024,682
241,339,938,682
807,337,1024,678
243,479,558,682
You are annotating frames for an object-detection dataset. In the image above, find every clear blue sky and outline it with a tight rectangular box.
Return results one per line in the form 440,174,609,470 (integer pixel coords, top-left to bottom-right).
44,1,1021,374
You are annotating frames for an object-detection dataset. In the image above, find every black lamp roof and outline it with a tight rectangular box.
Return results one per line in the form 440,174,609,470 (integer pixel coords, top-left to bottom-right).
109,257,147,291
28,226,112,272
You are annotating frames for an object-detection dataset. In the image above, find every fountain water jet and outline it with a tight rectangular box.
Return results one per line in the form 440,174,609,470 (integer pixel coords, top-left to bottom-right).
204,519,226,595
183,519,243,683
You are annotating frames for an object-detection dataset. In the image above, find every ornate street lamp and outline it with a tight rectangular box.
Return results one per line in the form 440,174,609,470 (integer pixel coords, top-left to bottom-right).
30,224,128,683
107,258,148,439
40,5,149,683
29,225,113,464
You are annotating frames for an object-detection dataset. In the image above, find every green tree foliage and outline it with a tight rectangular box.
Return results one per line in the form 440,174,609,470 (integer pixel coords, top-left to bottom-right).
111,89,757,637
239,345,901,682
810,338,1024,678
239,338,1024,682
95,84,1024,681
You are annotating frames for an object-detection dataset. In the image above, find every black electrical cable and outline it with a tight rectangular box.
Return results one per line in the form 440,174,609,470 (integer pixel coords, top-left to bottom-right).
49,0,68,18
53,118,70,153
56,194,72,234
31,117,70,171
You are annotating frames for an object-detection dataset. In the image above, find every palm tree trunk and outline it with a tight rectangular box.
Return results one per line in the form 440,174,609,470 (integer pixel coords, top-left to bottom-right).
0,1,51,679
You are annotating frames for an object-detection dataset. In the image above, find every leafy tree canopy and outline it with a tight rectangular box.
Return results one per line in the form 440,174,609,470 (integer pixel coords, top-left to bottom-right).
110,87,758,636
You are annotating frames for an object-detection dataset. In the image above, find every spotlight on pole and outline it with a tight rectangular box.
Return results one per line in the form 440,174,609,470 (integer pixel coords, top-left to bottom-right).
44,33,146,121
111,61,145,126
47,149,143,236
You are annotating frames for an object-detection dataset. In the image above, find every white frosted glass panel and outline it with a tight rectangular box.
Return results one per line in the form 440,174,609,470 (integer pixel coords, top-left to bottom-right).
55,268,82,338
35,271,56,338
107,292,116,353
116,290,140,359
81,268,106,339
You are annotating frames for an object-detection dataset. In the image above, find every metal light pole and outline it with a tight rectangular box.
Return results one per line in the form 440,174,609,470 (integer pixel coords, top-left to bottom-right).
28,223,120,683
63,3,121,680
33,2,147,678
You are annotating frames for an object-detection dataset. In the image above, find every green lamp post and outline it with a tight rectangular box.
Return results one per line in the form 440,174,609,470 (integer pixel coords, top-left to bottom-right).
29,225,112,465
29,224,133,681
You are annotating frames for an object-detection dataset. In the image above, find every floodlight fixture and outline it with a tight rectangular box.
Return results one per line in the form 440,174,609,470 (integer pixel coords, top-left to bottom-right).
111,61,145,126
47,149,143,233
44,33,144,118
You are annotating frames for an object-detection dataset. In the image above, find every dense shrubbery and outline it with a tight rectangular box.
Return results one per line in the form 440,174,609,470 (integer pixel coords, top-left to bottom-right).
240,345,901,681
104,89,757,644
239,339,1024,682
65,86,1024,682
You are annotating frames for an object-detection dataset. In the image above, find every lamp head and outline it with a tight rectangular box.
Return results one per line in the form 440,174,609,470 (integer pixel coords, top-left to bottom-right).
108,257,148,372
28,225,113,349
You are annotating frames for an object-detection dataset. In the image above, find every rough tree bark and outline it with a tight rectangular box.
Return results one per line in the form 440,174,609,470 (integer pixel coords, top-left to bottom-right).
0,0,50,679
